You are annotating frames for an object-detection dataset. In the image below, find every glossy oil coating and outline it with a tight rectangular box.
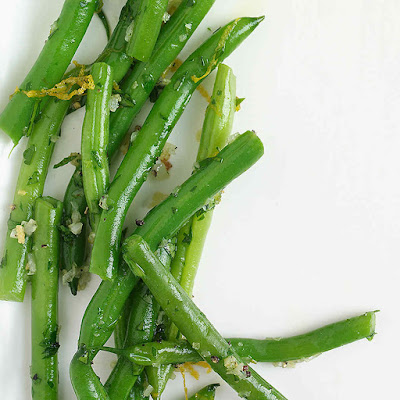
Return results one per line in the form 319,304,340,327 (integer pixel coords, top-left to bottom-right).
91,16,264,281
0,0,99,143
123,235,287,400
0,99,69,301
31,197,63,400
71,131,263,399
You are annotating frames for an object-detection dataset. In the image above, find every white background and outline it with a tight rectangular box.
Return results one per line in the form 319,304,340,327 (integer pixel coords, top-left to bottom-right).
0,0,398,399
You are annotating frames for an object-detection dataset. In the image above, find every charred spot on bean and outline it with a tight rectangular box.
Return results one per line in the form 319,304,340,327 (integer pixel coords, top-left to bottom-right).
211,356,220,363
135,219,145,226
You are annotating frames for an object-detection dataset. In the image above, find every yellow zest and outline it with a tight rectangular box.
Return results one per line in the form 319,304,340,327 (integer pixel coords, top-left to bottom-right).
194,361,212,373
196,84,211,103
178,365,189,400
182,362,200,380
19,61,93,100
161,58,183,81
191,18,240,84
113,81,120,91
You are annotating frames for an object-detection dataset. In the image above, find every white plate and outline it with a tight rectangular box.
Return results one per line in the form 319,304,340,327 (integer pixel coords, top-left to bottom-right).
0,1,398,399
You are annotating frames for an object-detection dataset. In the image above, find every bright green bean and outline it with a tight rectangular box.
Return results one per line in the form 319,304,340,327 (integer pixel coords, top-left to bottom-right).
91,16,264,281
123,235,287,400
31,197,63,400
146,63,237,397
81,62,113,231
126,0,169,62
71,131,264,399
104,311,377,365
0,0,98,144
108,0,216,157
0,98,69,301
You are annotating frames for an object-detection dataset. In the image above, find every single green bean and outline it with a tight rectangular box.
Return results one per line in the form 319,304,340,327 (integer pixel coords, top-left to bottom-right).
70,348,110,400
126,0,169,62
31,197,63,400
81,62,113,230
108,0,216,157
96,9,111,40
71,131,264,398
123,235,286,400
91,16,264,281
0,98,69,301
0,0,98,144
146,63,237,397
127,374,150,400
104,311,377,365
59,160,87,295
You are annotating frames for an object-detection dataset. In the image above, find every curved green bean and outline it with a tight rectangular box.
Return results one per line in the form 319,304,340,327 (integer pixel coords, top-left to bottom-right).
123,235,286,400
103,311,377,366
0,98,70,301
108,0,216,157
91,16,264,281
96,9,111,40
70,348,110,400
81,62,113,231
71,131,264,398
31,197,63,400
126,0,169,62
0,0,98,144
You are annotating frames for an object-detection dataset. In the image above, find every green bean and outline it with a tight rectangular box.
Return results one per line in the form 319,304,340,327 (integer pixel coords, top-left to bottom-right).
70,348,110,400
60,0,139,293
104,311,377,366
104,282,159,399
189,384,219,400
96,9,111,41
146,63,237,397
108,0,216,157
105,247,172,400
59,160,87,295
81,62,113,231
71,131,264,398
31,197,63,400
0,0,98,144
123,236,286,400
127,374,150,399
0,98,69,301
91,16,264,281
126,0,169,62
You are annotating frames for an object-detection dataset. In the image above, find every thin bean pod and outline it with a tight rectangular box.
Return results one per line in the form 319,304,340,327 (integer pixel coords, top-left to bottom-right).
81,62,113,230
126,0,169,62
96,9,111,40
103,311,377,365
146,63,237,397
71,131,264,398
91,16,264,280
123,235,286,400
0,0,98,144
59,161,87,295
70,348,110,400
31,197,63,400
0,98,70,301
108,0,216,156
60,0,139,293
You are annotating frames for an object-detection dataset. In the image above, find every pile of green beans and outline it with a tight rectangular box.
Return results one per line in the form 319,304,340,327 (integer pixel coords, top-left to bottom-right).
0,2,378,399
